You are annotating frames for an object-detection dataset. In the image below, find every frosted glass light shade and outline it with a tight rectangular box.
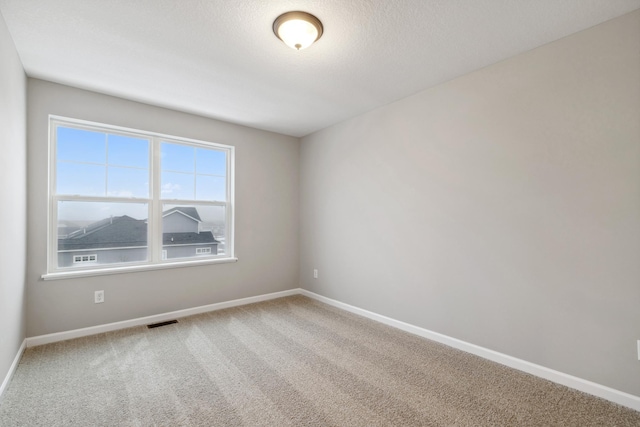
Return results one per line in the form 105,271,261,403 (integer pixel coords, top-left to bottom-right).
273,11,323,50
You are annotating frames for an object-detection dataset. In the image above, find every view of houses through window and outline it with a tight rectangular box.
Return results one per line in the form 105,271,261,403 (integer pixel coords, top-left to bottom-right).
50,117,234,273
57,204,225,267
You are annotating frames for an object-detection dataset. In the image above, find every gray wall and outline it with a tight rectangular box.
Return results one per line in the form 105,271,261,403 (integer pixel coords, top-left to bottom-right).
27,79,299,336
300,11,640,396
0,12,26,388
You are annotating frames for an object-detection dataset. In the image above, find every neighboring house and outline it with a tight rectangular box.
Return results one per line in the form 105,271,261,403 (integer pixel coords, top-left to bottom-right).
160,207,219,260
58,207,219,267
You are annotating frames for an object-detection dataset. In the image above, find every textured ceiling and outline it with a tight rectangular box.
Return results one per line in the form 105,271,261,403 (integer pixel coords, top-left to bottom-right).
1,0,639,137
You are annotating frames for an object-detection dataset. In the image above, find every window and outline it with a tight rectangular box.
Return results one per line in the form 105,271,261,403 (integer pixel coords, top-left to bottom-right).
47,116,234,276
73,254,97,263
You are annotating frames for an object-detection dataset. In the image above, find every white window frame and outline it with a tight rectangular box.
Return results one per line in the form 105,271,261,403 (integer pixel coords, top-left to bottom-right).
44,116,236,280
195,247,212,255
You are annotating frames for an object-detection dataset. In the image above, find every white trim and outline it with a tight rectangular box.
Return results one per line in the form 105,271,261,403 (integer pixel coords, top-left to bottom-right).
47,115,236,275
42,256,238,280
26,289,298,347
20,287,640,412
299,289,640,412
226,144,235,259
0,339,26,402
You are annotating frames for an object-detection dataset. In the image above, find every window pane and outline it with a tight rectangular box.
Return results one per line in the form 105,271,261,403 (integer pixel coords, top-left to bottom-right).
161,171,195,200
196,148,226,176
162,204,226,259
57,201,148,268
50,118,234,274
161,142,194,173
57,162,106,196
57,127,105,163
108,135,149,168
107,166,149,198
196,175,225,201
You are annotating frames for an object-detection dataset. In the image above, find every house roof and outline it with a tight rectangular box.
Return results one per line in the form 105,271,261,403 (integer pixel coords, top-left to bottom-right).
163,206,201,222
59,208,218,251
59,215,148,250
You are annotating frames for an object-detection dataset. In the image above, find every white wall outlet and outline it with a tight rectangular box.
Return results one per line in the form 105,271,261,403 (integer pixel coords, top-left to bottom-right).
313,269,318,279
95,290,104,304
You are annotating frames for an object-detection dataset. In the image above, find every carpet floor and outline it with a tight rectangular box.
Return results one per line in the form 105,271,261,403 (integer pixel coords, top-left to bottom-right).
1,295,639,426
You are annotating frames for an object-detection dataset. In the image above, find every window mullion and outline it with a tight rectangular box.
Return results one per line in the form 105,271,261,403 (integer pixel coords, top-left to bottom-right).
104,133,109,196
150,137,162,263
55,194,150,203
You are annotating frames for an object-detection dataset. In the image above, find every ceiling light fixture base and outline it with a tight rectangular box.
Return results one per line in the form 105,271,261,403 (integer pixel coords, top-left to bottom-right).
273,11,323,50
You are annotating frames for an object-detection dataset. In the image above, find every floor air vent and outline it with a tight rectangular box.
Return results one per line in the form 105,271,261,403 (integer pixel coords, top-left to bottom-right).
147,319,178,329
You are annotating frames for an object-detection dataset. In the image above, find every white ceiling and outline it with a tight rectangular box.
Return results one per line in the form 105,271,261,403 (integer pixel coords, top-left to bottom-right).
1,1,639,137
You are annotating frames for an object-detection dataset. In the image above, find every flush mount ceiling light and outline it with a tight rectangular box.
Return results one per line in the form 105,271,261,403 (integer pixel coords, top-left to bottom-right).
273,11,323,50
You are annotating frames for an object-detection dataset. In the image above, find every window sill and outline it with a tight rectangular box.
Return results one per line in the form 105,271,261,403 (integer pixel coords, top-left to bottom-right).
41,257,238,281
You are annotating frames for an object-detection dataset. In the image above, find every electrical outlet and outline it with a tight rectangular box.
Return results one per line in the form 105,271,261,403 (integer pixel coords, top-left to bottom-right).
313,269,318,279
95,290,104,304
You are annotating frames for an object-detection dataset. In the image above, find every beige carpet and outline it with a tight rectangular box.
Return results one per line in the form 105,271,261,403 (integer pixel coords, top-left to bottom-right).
1,295,638,426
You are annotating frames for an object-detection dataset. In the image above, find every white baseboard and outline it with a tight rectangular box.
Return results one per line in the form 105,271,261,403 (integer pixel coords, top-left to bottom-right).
299,289,640,412
21,287,640,412
26,289,299,347
0,339,26,402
